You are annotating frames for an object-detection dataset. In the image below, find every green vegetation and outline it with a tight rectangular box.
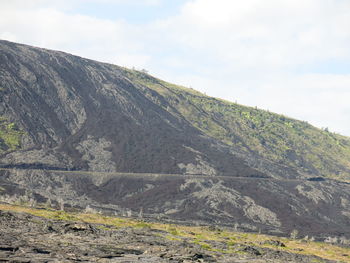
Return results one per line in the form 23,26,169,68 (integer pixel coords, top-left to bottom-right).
123,69,350,180
167,226,179,236
0,117,23,154
134,222,152,228
1,203,349,262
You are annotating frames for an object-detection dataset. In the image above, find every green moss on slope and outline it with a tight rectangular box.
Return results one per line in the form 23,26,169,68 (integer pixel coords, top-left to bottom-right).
0,117,23,154
124,69,350,180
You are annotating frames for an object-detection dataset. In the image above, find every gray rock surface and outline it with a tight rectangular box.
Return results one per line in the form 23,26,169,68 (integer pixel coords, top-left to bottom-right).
0,210,336,263
1,168,350,242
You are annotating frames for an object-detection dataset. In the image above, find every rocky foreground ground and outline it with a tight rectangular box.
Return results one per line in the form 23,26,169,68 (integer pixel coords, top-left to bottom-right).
0,205,347,263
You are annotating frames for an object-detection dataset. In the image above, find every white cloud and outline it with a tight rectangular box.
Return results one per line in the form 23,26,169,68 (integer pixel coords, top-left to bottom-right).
237,74,350,134
83,0,161,4
1,0,161,8
151,0,350,135
0,3,148,67
1,0,350,135
0,32,18,42
160,0,350,69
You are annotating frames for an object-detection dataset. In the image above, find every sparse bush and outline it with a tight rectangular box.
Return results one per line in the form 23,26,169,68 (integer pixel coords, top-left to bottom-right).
45,198,52,209
135,222,151,229
58,198,65,211
138,207,143,219
85,205,100,214
290,229,299,239
28,198,37,208
168,227,179,236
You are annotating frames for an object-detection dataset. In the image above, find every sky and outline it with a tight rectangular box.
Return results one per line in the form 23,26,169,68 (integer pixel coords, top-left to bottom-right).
1,0,350,136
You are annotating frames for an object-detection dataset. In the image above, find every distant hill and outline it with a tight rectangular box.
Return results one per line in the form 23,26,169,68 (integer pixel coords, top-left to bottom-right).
1,40,350,241
0,39,349,180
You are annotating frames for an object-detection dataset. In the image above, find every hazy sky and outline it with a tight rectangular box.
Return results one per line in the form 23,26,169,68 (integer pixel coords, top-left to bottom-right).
1,0,350,135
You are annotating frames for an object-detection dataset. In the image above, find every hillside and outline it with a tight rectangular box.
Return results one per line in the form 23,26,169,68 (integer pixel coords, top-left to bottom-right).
0,40,350,180
1,40,350,241
1,168,350,241
0,40,261,178
130,73,350,180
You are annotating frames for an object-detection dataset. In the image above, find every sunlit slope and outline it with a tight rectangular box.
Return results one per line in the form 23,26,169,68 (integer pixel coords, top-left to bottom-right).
1,39,349,180
125,70,350,180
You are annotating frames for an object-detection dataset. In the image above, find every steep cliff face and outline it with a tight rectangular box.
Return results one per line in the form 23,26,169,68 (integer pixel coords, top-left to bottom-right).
0,39,350,180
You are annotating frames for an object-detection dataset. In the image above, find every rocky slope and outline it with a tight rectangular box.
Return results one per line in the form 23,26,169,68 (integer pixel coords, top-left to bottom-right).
1,168,350,241
1,40,350,180
0,205,347,263
1,40,350,247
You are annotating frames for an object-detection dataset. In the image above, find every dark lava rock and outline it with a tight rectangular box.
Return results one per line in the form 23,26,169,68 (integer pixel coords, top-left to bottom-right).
63,222,97,233
0,246,18,252
192,252,215,262
242,245,262,256
261,239,286,247
0,209,339,263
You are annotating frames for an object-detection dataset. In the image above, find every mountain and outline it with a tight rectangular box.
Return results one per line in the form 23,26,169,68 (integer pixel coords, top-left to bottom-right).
1,40,350,180
0,40,262,178
0,41,350,178
1,40,350,241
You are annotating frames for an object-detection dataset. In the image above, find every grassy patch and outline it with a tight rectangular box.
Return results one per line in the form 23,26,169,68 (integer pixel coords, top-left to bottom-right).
167,226,179,236
193,240,212,250
134,221,152,229
0,117,23,154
